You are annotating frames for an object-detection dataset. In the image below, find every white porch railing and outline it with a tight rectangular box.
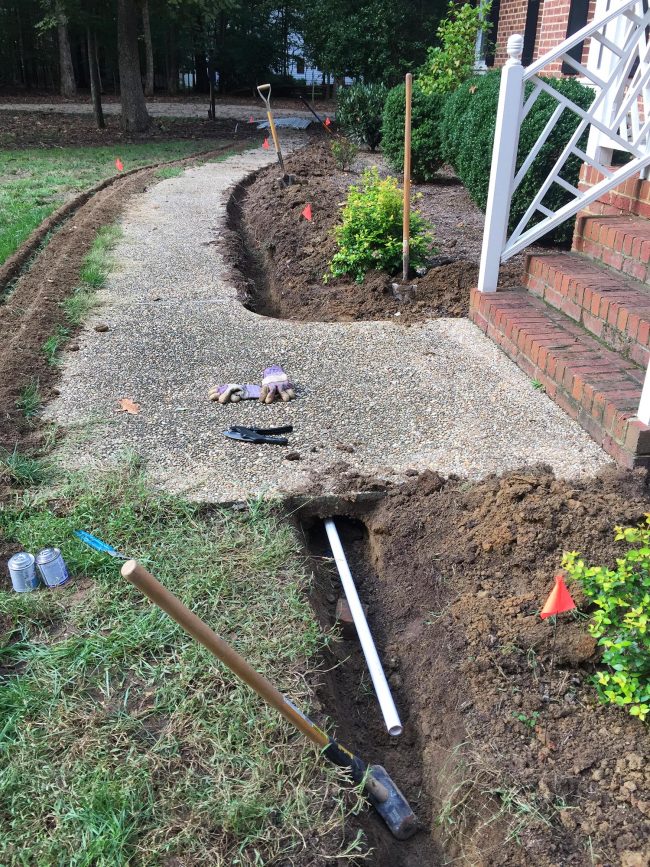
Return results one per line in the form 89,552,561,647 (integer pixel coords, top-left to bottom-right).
478,0,650,294
477,0,650,426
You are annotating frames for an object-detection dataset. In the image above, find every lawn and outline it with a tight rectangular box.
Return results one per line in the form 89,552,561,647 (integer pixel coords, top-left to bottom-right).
0,464,361,865
0,140,218,266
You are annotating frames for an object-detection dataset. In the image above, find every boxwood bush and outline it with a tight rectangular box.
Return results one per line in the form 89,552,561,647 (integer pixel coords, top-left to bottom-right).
381,82,447,182
440,70,595,244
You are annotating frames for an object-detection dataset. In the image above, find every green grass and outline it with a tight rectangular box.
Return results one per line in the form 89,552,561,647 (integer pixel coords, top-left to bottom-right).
0,465,363,865
42,325,70,366
0,447,49,485
15,379,42,420
0,141,218,266
154,166,184,180
79,224,122,289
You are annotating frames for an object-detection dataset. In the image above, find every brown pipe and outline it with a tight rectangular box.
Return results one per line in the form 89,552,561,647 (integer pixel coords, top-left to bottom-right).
120,559,328,749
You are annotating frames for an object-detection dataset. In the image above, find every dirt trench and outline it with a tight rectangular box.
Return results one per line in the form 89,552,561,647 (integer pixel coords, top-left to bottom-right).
0,140,245,461
291,465,650,866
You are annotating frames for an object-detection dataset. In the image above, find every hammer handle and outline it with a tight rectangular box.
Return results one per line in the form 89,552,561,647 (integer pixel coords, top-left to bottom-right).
121,560,328,749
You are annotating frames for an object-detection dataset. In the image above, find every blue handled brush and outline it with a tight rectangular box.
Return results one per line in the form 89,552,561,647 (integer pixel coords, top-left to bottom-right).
74,530,128,559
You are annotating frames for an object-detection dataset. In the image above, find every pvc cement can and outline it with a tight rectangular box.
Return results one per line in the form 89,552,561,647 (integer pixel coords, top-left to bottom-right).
8,552,39,593
36,547,69,587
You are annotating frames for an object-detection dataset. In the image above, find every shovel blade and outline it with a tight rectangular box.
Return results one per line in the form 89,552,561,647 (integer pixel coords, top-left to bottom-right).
367,765,420,840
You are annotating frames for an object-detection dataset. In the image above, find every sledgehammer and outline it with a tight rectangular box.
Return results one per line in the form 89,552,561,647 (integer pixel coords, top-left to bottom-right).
121,560,419,840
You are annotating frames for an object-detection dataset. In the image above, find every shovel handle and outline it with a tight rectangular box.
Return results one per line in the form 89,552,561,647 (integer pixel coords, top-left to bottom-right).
121,560,328,748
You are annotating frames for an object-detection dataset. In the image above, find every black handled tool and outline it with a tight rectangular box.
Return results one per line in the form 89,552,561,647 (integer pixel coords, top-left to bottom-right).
223,424,293,445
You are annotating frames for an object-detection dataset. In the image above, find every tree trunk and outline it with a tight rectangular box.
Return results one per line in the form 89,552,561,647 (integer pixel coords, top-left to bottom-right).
166,28,178,94
141,0,154,97
56,1,76,97
117,0,150,132
88,28,105,128
194,50,209,93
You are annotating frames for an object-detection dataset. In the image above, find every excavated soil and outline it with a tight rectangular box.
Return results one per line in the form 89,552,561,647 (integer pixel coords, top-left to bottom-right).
227,141,525,323
297,465,650,866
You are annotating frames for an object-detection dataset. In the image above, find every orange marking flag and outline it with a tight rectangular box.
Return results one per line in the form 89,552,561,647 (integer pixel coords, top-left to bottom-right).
262,137,270,149
301,203,312,221
540,574,576,619
115,158,124,172
325,116,331,126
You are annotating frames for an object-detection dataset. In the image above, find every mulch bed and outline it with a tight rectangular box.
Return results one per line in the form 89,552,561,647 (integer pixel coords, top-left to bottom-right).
303,465,650,866
0,110,260,148
227,140,525,323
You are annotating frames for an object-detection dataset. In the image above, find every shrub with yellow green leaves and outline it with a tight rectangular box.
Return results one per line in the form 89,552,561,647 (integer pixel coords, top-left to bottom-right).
329,167,435,283
563,519,650,722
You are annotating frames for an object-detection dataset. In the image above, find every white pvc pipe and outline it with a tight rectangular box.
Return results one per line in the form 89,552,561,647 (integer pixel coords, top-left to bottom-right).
324,518,403,737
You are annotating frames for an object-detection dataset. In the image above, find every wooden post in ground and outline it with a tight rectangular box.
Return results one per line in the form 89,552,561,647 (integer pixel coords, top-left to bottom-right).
402,72,412,282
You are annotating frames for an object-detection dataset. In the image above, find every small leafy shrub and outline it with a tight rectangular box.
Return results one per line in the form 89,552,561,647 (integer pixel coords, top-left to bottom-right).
382,82,446,181
329,166,434,282
440,71,594,244
419,1,492,95
563,519,650,722
336,83,388,152
331,138,358,171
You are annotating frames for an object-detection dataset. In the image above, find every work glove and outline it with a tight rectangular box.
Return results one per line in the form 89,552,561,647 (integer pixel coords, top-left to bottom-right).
260,365,296,404
208,383,261,404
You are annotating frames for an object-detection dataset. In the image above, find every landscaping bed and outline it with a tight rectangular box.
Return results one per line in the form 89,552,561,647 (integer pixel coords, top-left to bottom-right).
299,465,650,866
227,140,524,322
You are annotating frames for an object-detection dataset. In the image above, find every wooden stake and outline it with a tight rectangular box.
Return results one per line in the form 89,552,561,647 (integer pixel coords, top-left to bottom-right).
402,73,413,282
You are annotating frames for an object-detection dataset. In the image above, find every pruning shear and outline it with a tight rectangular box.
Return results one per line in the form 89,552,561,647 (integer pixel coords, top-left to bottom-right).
223,424,293,445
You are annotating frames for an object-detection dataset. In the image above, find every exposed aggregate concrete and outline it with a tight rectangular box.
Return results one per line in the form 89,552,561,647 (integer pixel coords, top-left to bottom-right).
46,141,611,502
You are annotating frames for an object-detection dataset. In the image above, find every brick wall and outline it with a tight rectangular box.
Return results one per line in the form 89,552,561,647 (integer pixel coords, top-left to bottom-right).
493,0,597,73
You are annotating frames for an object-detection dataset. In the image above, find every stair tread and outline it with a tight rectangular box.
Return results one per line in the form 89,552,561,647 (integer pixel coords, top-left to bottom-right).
476,288,643,409
529,251,650,303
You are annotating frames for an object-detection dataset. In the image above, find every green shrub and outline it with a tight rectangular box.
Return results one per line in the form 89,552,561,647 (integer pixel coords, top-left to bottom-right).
562,519,650,722
419,1,492,95
382,82,446,181
329,166,435,282
440,71,594,244
331,138,358,171
336,83,388,151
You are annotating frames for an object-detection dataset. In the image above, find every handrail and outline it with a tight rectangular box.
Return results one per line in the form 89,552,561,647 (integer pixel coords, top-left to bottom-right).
523,0,638,79
477,0,650,296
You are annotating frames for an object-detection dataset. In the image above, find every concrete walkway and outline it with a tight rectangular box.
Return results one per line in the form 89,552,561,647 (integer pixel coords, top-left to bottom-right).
47,145,611,503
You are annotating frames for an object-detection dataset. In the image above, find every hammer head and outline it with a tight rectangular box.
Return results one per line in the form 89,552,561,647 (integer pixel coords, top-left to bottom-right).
366,765,420,840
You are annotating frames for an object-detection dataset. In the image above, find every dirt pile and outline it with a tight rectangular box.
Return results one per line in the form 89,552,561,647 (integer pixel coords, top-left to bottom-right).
228,141,525,323
306,466,650,865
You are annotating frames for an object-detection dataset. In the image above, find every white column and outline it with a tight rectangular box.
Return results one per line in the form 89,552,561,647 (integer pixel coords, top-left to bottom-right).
477,35,525,293
638,366,650,425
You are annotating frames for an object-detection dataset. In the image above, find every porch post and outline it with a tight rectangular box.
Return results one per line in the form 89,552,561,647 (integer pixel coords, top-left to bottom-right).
477,34,525,293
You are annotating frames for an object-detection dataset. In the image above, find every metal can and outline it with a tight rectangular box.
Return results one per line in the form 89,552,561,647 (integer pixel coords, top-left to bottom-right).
35,548,69,587
8,552,39,593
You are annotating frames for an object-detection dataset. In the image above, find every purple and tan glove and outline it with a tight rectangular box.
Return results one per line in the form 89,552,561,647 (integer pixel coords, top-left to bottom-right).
260,365,296,404
208,383,261,404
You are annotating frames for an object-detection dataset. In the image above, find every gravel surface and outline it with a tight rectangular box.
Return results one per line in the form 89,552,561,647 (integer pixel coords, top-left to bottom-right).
46,142,611,503
0,101,314,122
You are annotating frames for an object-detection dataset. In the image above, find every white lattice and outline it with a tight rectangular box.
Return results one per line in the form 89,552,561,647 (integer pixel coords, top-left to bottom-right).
478,0,650,289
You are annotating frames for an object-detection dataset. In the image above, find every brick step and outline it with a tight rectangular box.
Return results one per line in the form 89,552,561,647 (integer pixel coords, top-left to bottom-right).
525,251,650,367
577,164,650,220
469,287,650,468
573,212,650,282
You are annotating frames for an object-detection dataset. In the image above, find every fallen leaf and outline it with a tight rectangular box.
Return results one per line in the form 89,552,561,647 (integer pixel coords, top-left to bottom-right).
116,398,140,414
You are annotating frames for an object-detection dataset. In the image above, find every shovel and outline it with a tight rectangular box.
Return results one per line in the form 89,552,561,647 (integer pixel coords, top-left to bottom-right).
121,559,419,840
256,83,295,185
